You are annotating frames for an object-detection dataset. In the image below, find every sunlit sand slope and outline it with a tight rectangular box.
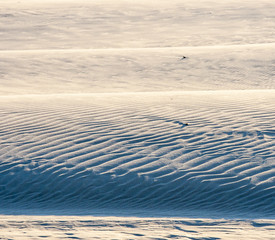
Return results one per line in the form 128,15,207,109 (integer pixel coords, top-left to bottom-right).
1,216,275,240
0,91,274,217
0,44,274,95
1,0,275,50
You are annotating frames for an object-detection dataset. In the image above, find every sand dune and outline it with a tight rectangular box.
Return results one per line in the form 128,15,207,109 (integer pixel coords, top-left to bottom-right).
1,0,275,50
0,91,274,219
1,215,275,240
0,0,274,239
0,44,274,95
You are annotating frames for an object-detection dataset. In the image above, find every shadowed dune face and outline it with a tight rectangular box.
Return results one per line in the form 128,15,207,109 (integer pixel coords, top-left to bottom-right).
0,91,274,217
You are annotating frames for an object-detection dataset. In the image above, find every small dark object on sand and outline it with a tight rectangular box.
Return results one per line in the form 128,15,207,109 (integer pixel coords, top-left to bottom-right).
181,56,187,60
185,123,189,126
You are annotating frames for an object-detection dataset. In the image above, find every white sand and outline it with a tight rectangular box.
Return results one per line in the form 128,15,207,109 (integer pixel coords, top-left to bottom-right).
0,215,274,240
1,44,275,95
0,0,274,239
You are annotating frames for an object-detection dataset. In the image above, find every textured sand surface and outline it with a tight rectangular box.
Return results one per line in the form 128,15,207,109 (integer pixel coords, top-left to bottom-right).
0,91,274,218
0,0,274,239
0,216,275,240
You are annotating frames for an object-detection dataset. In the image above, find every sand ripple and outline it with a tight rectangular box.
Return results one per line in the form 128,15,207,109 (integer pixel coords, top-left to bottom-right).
0,91,274,217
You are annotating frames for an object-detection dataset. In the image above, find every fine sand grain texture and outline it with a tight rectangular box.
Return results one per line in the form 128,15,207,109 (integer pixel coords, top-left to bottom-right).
0,216,275,240
0,0,274,239
0,44,275,95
